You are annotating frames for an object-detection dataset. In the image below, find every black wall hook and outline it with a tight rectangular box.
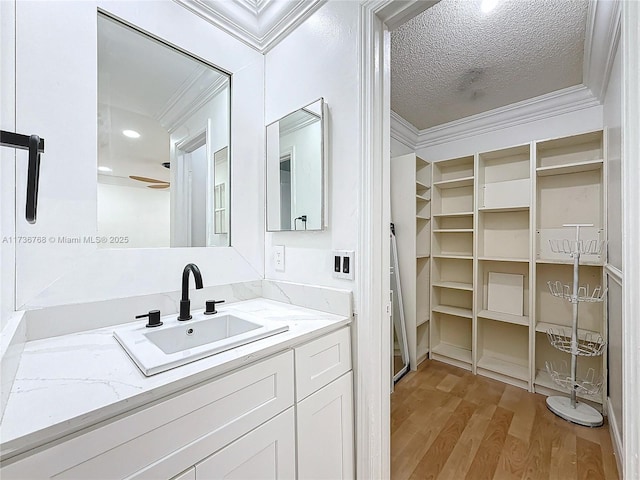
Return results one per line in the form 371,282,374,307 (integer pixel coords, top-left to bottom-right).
1,130,44,224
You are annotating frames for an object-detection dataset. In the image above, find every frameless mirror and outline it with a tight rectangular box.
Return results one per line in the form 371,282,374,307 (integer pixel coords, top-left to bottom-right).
97,14,230,248
266,98,325,231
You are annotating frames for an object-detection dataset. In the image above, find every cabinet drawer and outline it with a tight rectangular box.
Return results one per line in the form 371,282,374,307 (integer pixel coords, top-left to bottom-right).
196,407,295,480
1,351,294,480
295,327,351,400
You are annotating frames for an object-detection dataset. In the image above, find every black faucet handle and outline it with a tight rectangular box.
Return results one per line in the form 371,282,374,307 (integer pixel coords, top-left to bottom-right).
136,310,163,328
204,299,225,315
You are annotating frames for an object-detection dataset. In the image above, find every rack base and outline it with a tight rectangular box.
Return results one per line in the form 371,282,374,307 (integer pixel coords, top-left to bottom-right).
546,396,603,427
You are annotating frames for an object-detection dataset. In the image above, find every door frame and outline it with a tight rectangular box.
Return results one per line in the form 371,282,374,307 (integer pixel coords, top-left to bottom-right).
356,1,640,478
356,1,437,477
621,2,640,478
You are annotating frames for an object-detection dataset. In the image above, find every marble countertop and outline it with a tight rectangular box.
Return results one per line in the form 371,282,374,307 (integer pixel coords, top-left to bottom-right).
0,299,350,459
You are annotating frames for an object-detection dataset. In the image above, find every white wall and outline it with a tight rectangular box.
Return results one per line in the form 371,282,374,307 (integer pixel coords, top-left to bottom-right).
605,50,623,272
9,1,264,308
416,106,603,160
97,183,171,249
391,137,414,157
264,1,360,294
603,44,623,446
0,0,16,329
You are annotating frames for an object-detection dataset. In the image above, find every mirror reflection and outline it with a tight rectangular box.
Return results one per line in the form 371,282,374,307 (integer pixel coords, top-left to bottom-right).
97,14,230,248
266,99,325,231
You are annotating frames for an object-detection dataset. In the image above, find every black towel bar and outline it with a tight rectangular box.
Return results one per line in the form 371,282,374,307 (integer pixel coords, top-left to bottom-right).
1,130,44,224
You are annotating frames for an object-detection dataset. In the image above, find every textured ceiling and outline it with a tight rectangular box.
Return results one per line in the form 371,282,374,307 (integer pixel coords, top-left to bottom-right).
391,0,589,130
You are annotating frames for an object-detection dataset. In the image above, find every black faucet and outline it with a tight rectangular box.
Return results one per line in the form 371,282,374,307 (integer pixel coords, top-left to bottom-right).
178,263,203,321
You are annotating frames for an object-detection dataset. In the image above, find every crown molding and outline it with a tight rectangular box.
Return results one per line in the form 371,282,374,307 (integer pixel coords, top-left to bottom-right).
279,114,319,137
390,110,419,149
158,75,229,134
409,85,600,149
172,0,326,53
583,0,622,100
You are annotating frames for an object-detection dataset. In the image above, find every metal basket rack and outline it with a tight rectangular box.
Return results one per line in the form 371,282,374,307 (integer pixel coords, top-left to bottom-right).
546,328,606,357
547,281,606,303
545,361,604,397
543,224,606,427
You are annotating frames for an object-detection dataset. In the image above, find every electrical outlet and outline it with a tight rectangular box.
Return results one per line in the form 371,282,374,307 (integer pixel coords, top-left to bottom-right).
274,245,285,272
332,250,355,280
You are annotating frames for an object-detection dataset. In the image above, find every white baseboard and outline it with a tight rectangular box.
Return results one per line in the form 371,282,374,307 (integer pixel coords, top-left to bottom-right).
607,398,624,476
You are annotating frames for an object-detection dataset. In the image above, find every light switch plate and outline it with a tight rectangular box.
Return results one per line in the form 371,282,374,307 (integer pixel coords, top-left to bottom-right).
274,245,285,272
332,250,354,280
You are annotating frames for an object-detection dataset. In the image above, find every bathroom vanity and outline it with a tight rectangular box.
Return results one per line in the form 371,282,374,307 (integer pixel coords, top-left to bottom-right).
0,299,354,479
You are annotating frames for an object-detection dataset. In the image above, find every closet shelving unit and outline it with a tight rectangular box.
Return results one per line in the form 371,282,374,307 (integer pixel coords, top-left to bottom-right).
430,155,475,370
534,131,607,406
423,130,606,406
391,154,432,369
474,145,533,389
543,224,606,426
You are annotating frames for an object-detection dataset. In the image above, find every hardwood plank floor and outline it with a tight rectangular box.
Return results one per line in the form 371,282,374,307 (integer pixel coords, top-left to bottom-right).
391,360,619,480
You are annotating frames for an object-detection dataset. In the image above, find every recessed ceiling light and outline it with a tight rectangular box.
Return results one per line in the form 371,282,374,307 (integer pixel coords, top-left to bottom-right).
481,0,499,13
122,129,141,139
98,166,112,172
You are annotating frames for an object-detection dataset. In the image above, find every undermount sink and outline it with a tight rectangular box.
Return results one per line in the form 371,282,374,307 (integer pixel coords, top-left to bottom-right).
114,312,289,376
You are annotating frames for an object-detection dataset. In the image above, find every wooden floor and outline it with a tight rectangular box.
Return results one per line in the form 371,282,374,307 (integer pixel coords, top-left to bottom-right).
391,360,619,480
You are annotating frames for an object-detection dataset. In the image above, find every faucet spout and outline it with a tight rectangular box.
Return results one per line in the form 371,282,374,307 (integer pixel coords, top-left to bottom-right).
178,263,203,321
181,263,203,301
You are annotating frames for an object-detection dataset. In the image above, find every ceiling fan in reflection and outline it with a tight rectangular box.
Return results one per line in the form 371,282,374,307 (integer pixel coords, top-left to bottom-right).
129,175,170,189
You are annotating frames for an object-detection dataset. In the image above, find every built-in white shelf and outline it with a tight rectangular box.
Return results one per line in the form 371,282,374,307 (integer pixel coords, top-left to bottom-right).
477,309,529,326
432,305,473,319
431,343,472,364
477,205,529,213
392,153,432,371
433,176,474,189
432,212,474,218
417,316,429,327
535,258,604,266
478,256,529,263
536,159,603,177
432,228,474,233
432,281,473,291
433,254,473,260
477,356,529,381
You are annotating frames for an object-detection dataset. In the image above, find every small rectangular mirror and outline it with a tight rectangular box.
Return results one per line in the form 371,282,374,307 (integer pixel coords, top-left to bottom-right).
266,98,326,231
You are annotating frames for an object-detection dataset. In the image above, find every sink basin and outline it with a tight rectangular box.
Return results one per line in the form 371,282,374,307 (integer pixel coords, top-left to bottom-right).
114,312,289,376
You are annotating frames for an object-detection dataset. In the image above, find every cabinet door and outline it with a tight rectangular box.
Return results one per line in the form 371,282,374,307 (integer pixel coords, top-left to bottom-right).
195,408,295,480
297,372,354,480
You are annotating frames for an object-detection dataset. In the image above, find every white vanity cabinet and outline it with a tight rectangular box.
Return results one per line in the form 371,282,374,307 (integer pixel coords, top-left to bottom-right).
297,372,354,480
0,326,353,480
294,327,354,480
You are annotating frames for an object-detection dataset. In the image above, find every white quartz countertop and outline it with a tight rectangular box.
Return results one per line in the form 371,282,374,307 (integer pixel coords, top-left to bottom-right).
0,299,350,459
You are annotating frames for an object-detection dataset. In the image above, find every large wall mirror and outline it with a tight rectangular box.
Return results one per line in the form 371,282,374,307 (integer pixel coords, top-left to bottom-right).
266,98,326,232
98,14,230,248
